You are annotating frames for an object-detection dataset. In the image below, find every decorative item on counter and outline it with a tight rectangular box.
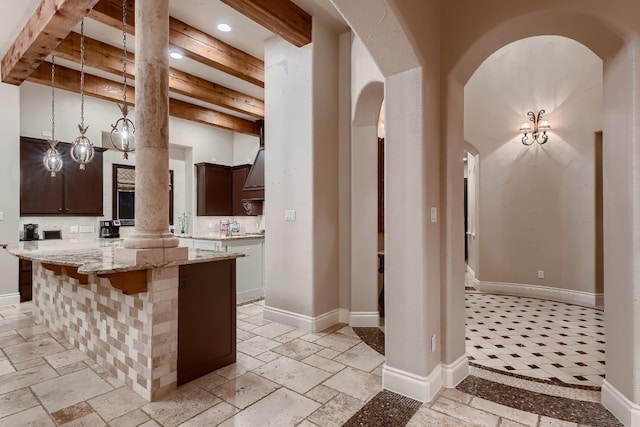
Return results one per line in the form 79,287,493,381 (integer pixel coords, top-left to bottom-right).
109,0,135,159
219,219,229,236
177,212,192,234
43,56,63,178
71,18,95,170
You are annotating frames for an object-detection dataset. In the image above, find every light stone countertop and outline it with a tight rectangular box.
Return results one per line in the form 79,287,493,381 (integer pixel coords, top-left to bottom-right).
176,233,265,241
4,239,244,275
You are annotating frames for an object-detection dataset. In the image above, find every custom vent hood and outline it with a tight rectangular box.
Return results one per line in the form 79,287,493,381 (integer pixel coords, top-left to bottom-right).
242,120,265,201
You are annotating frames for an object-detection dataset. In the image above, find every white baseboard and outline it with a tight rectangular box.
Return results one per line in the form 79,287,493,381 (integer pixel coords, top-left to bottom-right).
263,305,340,333
382,364,442,403
0,293,20,308
476,281,600,308
442,355,469,388
237,289,264,304
595,293,604,308
466,265,476,279
338,308,350,324
602,379,640,426
349,311,380,327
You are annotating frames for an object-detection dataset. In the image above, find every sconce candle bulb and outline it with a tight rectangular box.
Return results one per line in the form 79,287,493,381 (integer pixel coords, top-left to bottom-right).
520,110,551,145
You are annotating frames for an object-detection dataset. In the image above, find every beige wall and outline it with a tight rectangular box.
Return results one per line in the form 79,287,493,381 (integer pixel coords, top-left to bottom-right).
263,18,340,327
0,82,20,303
465,36,603,294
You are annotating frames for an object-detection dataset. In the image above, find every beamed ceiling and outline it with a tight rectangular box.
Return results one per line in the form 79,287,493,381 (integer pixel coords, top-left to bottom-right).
0,0,347,137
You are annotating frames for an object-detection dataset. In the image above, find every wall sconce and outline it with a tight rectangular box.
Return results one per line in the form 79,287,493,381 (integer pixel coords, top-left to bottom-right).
519,110,551,145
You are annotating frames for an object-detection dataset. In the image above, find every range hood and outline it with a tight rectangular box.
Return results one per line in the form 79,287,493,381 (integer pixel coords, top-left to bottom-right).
242,121,265,200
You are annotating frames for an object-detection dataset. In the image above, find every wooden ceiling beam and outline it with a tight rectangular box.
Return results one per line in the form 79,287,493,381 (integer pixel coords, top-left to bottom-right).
54,32,264,118
27,62,260,136
220,0,312,47
88,0,265,87
1,0,100,85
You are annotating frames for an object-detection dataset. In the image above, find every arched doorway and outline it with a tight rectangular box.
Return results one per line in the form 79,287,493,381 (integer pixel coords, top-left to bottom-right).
350,81,384,327
332,3,638,424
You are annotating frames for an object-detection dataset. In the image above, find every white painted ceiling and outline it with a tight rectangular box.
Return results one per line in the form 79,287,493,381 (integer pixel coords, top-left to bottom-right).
0,0,348,121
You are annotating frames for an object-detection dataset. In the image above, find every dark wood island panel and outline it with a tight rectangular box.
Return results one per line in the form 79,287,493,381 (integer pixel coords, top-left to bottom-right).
178,259,237,385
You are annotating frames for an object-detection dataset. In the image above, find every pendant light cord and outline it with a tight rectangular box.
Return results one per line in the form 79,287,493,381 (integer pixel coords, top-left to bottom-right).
122,0,128,109
80,18,85,128
50,55,55,145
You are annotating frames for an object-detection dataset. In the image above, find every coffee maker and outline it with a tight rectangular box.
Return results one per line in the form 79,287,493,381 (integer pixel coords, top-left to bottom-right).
99,220,121,238
23,223,39,241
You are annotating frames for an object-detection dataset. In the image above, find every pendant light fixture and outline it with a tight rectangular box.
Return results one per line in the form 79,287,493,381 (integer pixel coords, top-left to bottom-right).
71,18,95,169
109,0,135,159
43,56,63,177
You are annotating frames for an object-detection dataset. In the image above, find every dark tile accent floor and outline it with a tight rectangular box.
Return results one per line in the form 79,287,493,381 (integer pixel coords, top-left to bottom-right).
353,327,385,355
469,361,602,391
457,375,622,426
343,390,422,427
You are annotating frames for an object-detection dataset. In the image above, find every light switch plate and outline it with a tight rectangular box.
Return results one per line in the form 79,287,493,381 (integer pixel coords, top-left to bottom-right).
285,210,296,221
430,207,438,223
0,211,4,221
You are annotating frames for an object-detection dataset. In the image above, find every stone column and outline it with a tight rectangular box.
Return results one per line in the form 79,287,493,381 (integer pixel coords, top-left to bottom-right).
121,0,186,263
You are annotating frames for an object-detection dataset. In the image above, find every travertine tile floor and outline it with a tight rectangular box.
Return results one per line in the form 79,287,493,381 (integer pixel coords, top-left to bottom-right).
0,299,613,426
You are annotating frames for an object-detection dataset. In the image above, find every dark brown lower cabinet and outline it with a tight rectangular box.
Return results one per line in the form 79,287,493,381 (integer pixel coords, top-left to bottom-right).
19,259,32,302
177,260,236,385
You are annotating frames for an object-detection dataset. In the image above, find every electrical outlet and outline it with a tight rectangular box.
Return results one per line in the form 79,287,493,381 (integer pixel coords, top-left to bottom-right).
0,212,4,221
431,334,437,352
538,270,544,279
41,130,52,137
70,225,78,233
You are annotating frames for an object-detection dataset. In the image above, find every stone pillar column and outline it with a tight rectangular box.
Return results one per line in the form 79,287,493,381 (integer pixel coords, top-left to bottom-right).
121,0,185,263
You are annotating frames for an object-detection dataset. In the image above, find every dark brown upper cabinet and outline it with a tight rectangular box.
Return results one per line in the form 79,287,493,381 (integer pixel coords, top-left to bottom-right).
196,163,261,216
196,163,233,216
20,137,104,216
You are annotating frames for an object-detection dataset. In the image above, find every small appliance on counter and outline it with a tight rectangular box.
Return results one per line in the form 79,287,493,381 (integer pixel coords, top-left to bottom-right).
23,224,39,241
42,230,62,240
99,220,121,238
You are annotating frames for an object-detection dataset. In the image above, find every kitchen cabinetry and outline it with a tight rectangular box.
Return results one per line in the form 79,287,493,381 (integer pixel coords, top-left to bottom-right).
195,163,232,216
20,137,104,216
222,238,264,303
178,260,236,385
19,259,32,302
196,163,258,216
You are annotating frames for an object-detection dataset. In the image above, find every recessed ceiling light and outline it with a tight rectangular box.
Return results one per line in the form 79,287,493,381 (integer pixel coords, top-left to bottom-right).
217,23,232,32
169,50,183,59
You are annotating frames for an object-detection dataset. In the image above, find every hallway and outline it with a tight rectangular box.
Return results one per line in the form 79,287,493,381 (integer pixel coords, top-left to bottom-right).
0,295,620,426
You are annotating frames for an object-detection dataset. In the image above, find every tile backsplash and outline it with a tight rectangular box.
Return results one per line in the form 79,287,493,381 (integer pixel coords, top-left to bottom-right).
18,215,265,241
19,217,103,241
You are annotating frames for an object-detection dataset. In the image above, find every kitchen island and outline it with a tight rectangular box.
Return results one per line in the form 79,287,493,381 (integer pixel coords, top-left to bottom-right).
4,239,244,401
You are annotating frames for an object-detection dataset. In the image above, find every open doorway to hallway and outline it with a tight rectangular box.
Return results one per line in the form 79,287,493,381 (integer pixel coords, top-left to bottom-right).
462,35,605,389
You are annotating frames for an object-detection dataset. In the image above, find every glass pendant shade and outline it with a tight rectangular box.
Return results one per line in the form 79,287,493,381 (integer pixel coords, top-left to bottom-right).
110,109,135,159
71,126,95,170
43,146,63,177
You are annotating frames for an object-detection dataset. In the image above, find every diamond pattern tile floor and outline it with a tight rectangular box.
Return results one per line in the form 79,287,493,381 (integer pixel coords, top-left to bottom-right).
465,292,605,388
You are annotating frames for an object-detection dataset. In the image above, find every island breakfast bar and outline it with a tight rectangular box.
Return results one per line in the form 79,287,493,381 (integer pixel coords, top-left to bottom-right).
5,239,244,401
